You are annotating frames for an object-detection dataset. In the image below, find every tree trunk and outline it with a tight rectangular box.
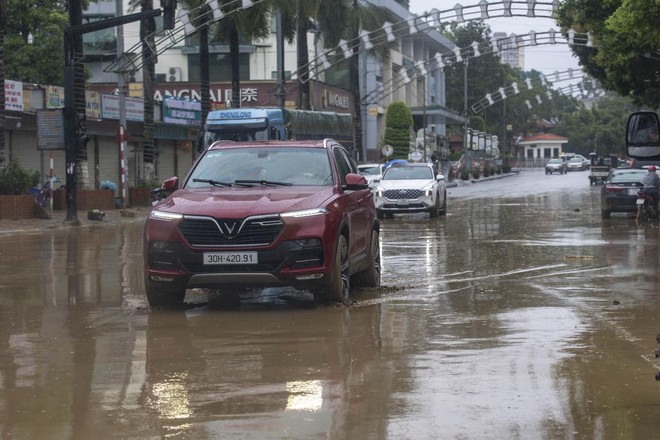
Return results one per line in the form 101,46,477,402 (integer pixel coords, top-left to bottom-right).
296,1,311,110
200,24,210,123
0,0,5,170
229,21,240,108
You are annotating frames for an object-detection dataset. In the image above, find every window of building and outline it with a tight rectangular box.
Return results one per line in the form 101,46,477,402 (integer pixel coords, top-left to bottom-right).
187,53,250,82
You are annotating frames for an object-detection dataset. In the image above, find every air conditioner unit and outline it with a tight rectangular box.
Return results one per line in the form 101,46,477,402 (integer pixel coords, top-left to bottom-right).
168,67,182,82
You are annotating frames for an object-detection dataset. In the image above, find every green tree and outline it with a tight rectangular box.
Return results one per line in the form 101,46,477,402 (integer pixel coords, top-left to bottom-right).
214,0,270,108
5,0,67,85
555,0,659,107
383,101,413,160
317,0,397,157
441,20,560,139
554,95,635,156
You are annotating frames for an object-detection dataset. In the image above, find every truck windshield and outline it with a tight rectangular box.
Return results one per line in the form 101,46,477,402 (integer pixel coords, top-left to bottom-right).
203,128,270,148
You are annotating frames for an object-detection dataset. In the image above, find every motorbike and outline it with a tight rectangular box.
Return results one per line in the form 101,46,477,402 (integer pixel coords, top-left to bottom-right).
636,190,658,221
29,177,58,207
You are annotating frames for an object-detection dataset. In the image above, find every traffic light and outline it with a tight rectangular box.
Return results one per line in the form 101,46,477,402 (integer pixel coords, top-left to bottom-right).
162,0,177,30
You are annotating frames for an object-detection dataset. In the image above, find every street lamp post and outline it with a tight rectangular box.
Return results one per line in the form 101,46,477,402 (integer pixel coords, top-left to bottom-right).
463,60,470,177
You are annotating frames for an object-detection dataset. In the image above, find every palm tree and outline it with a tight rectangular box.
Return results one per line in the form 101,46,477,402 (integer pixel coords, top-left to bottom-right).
317,0,396,157
126,0,157,182
216,1,270,108
178,0,211,152
0,0,5,170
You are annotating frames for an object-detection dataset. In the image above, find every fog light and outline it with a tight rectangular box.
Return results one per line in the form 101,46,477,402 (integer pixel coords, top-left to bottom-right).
150,275,175,282
294,238,322,247
295,273,324,280
150,241,171,250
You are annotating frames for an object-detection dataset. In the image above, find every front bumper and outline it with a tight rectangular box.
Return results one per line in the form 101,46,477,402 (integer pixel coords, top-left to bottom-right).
145,239,331,291
374,194,435,213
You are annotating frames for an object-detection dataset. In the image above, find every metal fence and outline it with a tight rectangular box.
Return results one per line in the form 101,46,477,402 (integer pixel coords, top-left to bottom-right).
509,158,546,169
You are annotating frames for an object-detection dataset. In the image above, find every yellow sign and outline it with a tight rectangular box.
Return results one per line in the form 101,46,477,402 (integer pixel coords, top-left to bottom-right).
128,83,144,97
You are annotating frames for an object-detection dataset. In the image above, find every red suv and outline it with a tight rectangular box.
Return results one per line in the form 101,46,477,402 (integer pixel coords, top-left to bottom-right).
144,139,380,308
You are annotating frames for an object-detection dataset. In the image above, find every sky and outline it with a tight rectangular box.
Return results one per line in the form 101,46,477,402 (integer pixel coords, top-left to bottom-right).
407,0,583,90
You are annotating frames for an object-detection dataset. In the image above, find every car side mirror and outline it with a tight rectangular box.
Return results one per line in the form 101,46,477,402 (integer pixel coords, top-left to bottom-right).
162,176,179,191
344,173,369,190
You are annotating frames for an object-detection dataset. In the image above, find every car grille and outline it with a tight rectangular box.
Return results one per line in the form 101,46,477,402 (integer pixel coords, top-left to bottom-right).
178,216,284,247
384,189,424,199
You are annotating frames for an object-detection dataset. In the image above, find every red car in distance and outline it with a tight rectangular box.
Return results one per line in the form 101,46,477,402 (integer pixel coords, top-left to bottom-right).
144,139,380,308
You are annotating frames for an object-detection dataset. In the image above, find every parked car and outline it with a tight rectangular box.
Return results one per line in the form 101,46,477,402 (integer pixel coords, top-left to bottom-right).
144,139,381,308
600,168,647,218
373,163,447,218
545,158,567,174
567,157,588,171
357,163,385,187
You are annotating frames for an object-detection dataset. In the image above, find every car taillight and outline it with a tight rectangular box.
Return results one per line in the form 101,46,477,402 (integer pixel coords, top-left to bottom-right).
604,185,624,193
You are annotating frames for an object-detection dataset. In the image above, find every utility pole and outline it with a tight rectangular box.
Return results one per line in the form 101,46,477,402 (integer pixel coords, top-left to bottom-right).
463,60,470,176
117,0,128,209
63,4,163,222
63,0,83,223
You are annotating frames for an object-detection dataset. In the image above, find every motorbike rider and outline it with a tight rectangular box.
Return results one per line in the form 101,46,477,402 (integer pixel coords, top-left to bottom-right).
642,165,660,211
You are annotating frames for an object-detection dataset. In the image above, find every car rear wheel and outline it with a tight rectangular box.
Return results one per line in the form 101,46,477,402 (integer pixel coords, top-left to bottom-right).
314,234,349,304
145,281,186,309
601,209,611,219
351,230,380,288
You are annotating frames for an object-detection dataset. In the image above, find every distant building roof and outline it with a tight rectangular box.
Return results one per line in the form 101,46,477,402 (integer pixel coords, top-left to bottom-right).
519,133,568,145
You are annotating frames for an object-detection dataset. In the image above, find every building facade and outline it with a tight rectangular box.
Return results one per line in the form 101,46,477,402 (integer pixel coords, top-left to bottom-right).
3,0,467,201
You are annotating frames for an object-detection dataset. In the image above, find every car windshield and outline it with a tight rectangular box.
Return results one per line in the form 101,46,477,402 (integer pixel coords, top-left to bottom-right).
383,166,433,180
548,159,561,164
609,170,646,183
569,158,582,163
186,147,334,187
358,165,382,176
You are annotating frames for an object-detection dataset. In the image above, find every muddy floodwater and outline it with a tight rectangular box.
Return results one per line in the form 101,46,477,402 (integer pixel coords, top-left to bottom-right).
1,170,660,439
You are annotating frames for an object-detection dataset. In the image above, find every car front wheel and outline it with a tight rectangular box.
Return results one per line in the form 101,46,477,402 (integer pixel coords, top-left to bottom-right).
314,234,350,304
439,191,447,216
429,194,440,218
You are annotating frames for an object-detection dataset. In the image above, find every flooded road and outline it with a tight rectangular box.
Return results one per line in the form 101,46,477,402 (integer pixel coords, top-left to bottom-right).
1,169,660,439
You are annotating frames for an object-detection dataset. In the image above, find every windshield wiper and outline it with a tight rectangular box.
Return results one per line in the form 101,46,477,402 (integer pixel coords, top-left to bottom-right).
192,178,232,187
234,179,293,187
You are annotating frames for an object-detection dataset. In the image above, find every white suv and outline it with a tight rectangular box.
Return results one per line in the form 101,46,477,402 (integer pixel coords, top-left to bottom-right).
373,163,447,218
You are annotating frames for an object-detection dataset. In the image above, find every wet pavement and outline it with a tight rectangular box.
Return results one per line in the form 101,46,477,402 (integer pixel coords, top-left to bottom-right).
2,169,660,439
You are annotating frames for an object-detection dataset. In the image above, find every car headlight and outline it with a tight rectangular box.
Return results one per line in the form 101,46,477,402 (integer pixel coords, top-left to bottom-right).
422,183,435,196
374,187,384,197
149,210,184,221
281,208,328,218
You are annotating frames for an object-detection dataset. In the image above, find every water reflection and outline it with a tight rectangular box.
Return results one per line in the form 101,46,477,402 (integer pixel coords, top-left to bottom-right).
0,225,144,307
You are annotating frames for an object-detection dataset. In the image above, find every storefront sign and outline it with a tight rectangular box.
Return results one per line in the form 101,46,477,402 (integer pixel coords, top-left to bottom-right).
86,91,102,120
101,95,144,121
162,97,202,126
46,85,65,109
5,80,24,112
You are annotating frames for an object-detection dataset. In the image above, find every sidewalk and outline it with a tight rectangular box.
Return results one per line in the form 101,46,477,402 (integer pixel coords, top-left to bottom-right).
450,170,520,187
0,207,151,235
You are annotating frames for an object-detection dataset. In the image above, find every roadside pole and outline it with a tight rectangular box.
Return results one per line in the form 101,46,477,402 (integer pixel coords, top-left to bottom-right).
63,5,163,222
116,0,128,208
